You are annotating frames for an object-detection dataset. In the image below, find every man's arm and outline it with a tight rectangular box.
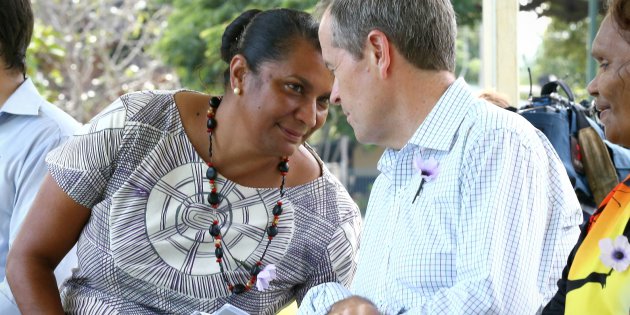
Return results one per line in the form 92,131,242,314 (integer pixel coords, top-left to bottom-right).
301,128,580,314
415,129,578,313
0,281,20,315
409,129,574,314
0,132,72,314
7,174,90,314
542,224,585,314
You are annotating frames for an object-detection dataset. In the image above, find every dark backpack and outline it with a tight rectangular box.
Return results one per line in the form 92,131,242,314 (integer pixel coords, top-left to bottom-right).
518,80,630,209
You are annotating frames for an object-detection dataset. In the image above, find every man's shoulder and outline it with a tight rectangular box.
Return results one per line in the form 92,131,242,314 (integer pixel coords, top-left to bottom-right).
38,101,81,136
462,101,542,146
7,94,80,141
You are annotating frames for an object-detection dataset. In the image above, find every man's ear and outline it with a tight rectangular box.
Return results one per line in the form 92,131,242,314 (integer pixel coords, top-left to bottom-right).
229,54,248,91
365,30,391,79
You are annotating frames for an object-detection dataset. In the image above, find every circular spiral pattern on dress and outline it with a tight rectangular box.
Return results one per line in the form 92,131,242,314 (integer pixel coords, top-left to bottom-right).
144,164,277,276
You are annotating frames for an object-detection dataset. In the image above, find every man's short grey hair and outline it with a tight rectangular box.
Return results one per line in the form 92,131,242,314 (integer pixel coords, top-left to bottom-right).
314,0,333,19
323,0,457,72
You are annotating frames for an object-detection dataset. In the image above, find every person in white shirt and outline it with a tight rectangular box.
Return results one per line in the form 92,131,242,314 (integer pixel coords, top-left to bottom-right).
298,0,584,314
0,0,80,313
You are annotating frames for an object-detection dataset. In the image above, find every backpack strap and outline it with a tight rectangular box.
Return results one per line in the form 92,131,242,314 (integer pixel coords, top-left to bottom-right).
574,107,619,205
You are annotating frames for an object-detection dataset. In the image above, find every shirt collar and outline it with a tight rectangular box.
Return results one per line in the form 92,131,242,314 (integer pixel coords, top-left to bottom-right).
0,78,43,116
407,77,475,151
377,78,476,174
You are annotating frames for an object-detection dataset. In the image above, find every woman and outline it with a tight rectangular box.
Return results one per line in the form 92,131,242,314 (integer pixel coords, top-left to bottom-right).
6,8,361,315
543,0,630,313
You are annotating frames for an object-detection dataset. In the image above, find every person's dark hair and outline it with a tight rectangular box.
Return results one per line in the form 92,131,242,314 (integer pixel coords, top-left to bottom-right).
324,0,456,72
609,0,630,39
221,8,320,86
0,0,34,75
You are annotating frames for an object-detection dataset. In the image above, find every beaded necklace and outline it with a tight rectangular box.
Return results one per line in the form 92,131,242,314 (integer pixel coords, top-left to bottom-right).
205,96,288,294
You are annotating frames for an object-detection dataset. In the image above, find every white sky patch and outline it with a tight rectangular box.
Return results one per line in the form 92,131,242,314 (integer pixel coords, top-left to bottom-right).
518,11,551,61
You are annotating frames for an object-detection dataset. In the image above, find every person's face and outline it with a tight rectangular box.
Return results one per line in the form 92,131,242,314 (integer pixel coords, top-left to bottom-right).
588,15,630,147
318,11,385,145
239,38,333,157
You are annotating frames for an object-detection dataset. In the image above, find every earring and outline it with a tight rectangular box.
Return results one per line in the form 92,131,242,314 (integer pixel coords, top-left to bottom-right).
233,87,241,95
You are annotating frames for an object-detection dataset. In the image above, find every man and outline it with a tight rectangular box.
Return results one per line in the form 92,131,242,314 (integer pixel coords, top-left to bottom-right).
299,0,583,313
0,0,80,313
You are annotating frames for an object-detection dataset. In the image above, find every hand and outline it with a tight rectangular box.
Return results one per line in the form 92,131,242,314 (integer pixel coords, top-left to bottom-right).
327,296,380,315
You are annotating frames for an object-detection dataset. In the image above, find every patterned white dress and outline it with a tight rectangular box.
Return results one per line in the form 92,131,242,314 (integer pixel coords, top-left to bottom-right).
46,90,361,315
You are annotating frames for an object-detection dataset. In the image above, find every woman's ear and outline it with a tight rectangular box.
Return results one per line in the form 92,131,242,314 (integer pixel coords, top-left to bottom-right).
229,54,248,92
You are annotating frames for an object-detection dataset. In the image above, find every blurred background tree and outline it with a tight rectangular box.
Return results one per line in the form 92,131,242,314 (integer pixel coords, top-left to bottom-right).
28,0,179,122
26,0,601,121
154,0,483,150
154,0,316,94
520,0,603,22
156,0,484,93
531,19,591,101
522,0,605,101
25,0,602,207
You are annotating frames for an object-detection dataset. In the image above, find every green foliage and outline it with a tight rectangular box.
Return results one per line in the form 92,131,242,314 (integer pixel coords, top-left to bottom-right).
27,0,179,121
155,0,484,94
154,0,484,144
532,18,593,101
26,22,66,103
455,25,481,85
154,0,318,94
520,0,604,23
453,0,482,28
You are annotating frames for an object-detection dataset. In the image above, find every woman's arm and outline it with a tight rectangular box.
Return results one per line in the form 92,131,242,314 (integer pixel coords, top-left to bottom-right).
6,174,91,314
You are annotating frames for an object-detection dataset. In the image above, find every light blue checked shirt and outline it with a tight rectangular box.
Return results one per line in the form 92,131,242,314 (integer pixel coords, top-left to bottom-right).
300,78,582,314
0,78,80,314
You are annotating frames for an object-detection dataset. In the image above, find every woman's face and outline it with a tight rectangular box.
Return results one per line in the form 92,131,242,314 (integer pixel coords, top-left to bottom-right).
588,16,630,147
237,38,333,157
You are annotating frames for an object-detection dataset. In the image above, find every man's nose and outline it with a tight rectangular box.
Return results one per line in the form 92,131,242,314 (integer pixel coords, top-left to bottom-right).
330,77,341,105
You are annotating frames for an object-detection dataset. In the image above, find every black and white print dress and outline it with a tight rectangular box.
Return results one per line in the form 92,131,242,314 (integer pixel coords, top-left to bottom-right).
46,90,361,315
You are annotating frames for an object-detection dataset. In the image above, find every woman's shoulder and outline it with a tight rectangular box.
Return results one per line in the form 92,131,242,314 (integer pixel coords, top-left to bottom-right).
110,89,190,133
287,144,360,221
119,89,180,112
92,90,177,123
288,144,336,189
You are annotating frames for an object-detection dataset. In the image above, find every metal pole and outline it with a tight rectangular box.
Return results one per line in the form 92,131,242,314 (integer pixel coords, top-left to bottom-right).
586,0,599,84
482,0,518,105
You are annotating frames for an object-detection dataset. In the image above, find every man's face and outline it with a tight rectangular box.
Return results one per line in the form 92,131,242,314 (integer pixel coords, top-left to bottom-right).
588,16,630,147
318,11,387,145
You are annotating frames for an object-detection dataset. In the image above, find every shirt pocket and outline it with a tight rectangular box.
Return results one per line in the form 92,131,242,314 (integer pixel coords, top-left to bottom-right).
392,192,455,293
